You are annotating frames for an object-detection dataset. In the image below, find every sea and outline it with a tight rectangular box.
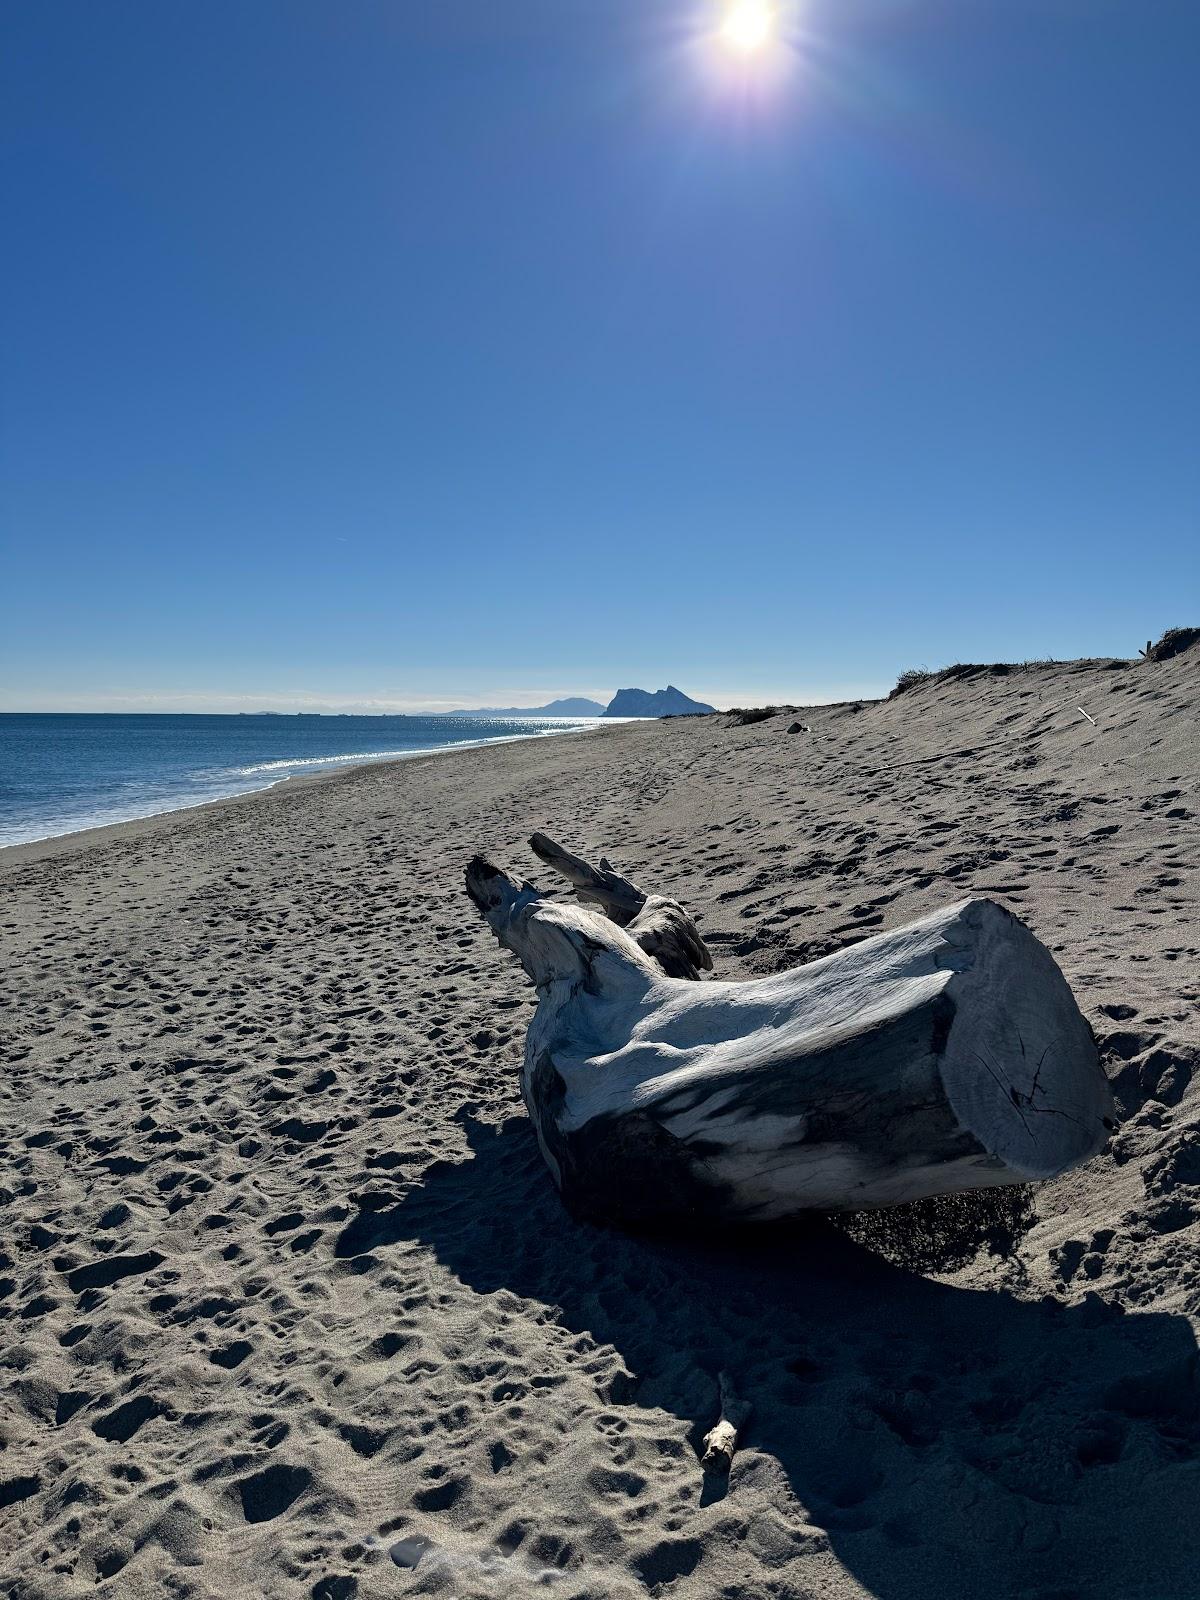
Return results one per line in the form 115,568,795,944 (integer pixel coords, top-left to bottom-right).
0,712,600,849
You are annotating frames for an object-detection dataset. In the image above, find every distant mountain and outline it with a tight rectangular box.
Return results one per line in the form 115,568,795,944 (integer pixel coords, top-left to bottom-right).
603,685,716,718
447,697,605,718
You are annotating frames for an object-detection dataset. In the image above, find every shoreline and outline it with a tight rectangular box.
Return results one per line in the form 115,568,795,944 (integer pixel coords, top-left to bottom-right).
0,718,612,866
2,648,1196,1599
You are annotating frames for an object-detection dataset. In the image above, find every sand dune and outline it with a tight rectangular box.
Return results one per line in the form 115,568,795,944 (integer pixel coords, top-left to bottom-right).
1,646,1197,1599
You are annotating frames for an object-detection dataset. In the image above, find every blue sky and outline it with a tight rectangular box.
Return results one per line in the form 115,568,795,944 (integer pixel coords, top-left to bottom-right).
2,0,1197,711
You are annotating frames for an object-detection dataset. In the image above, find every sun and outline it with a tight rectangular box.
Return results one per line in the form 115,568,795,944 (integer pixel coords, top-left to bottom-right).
719,0,775,55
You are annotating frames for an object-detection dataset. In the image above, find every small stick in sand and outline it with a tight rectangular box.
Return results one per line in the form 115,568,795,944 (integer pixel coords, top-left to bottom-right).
1076,707,1097,725
700,1372,751,1474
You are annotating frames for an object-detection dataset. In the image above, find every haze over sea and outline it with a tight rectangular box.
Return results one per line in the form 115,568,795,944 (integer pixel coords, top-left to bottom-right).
0,713,598,848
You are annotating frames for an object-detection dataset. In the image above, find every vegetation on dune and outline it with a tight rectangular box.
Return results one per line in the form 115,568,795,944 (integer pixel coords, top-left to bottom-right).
890,668,936,696
884,641,1197,699
890,659,1065,697
1143,626,1200,663
726,706,784,725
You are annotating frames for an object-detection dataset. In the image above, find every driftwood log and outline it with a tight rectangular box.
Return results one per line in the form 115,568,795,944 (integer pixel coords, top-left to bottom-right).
466,838,1114,1226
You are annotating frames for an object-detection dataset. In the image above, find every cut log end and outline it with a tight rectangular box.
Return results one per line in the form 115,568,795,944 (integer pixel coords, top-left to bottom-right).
936,898,1112,1182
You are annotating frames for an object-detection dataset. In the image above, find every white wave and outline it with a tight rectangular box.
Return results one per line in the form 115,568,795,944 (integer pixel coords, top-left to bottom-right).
0,776,284,849
237,749,421,774
0,723,597,851
234,725,591,775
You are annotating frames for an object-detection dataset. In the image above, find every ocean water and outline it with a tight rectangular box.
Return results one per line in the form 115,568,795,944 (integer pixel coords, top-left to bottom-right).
0,712,599,848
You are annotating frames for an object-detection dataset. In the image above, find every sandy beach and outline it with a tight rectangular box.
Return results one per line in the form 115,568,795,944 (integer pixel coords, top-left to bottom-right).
2,646,1197,1600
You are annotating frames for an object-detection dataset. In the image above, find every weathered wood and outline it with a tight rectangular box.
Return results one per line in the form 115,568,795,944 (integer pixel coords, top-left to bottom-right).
527,832,712,981
528,832,645,923
465,845,1114,1226
701,1373,751,1474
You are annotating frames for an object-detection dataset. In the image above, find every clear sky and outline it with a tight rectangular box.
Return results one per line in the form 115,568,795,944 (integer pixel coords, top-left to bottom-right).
2,0,1197,712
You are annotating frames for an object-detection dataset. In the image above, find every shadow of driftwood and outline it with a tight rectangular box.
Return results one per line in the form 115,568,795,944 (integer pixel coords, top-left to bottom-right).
337,1117,1200,1600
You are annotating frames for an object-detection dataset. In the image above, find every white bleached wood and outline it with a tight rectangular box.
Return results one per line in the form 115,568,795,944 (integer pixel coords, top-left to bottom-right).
528,832,712,980
528,832,646,923
465,848,1114,1225
701,1373,751,1473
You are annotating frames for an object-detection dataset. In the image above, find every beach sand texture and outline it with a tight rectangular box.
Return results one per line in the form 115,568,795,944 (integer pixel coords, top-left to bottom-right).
1,648,1198,1600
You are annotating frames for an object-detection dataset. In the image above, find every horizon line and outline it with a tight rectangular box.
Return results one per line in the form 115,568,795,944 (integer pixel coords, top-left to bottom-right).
0,681,893,716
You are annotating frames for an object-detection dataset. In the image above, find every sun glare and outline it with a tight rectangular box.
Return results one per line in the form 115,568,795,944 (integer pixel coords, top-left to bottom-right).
719,0,775,55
